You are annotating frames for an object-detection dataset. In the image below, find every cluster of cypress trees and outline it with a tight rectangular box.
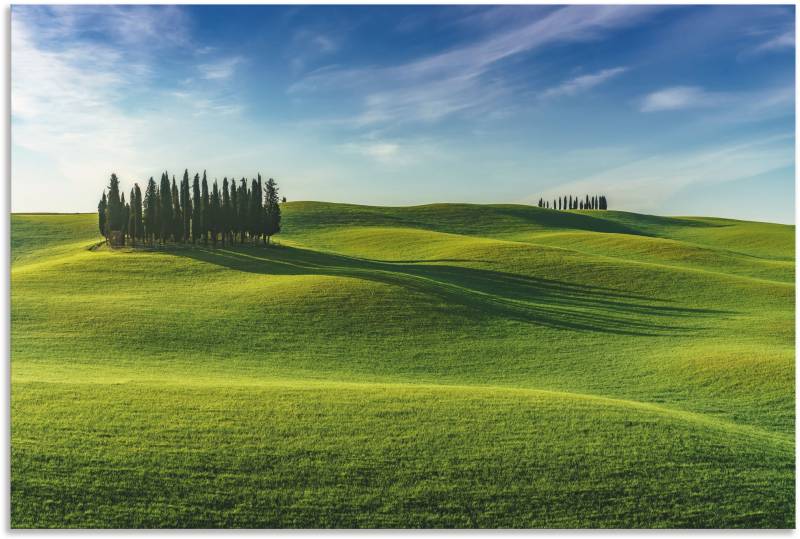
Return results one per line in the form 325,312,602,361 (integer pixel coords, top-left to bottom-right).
537,194,608,211
97,170,282,248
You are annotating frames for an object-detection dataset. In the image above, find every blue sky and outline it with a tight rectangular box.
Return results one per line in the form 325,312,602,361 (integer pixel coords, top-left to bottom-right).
11,5,796,222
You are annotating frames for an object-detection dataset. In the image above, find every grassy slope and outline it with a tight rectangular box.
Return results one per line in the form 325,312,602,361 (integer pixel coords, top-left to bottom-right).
11,203,795,528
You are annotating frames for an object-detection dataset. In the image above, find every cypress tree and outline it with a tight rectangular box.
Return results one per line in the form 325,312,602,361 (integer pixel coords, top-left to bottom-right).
134,183,143,243
106,173,124,232
122,201,130,246
239,179,248,243
181,170,192,243
210,180,221,247
263,177,281,245
258,176,264,241
154,185,161,241
249,177,260,243
201,171,210,246
128,188,137,246
144,177,158,246
171,177,183,243
222,178,231,246
158,173,172,243
98,192,107,239
231,181,239,244
120,192,127,246
192,173,202,244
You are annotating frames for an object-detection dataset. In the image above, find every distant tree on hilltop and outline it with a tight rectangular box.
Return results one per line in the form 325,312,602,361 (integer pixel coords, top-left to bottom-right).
231,181,239,244
181,170,192,243
210,180,221,247
238,179,249,244
133,183,143,244
263,177,281,245
106,174,124,233
537,192,609,211
128,188,137,246
98,192,107,239
171,176,183,243
222,178,230,245
192,173,202,244
144,177,158,246
201,172,210,245
121,192,129,246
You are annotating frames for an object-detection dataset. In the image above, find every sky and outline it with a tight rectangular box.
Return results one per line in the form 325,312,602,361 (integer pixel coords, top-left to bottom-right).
11,4,796,223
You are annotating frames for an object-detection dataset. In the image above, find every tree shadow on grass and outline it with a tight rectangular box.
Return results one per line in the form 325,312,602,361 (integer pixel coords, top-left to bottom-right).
167,245,732,337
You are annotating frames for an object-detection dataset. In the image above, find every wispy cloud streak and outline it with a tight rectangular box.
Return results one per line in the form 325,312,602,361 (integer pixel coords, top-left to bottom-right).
541,66,628,100
290,6,664,126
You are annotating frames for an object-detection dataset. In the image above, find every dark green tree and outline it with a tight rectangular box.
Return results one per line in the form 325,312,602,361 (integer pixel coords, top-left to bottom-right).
210,180,221,247
191,173,202,244
120,192,128,246
98,192,107,239
106,173,124,232
231,180,239,243
239,179,249,243
201,171,210,245
263,177,281,245
128,188,137,246
134,183,143,243
171,177,183,243
181,170,192,243
222,177,231,245
123,203,130,246
144,177,158,245
158,173,173,243
250,177,262,243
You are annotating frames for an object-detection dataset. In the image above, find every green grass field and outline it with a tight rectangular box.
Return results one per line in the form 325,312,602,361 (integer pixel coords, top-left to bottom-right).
11,202,795,528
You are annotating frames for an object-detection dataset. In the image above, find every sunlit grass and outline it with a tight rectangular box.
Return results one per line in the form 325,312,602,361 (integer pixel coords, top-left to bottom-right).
10,203,795,527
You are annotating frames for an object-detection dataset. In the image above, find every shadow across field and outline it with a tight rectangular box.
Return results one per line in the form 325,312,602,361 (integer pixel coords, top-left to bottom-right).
169,245,730,336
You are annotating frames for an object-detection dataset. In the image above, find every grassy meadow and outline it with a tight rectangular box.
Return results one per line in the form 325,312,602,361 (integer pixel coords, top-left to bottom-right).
10,202,795,528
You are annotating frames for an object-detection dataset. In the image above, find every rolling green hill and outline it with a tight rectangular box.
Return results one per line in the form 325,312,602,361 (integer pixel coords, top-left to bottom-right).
10,203,795,528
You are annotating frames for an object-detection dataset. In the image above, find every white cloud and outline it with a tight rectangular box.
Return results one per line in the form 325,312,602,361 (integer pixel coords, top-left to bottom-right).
343,142,401,162
338,133,452,166
753,31,794,53
639,84,793,122
12,9,146,184
198,57,244,80
25,5,191,52
639,86,726,112
11,6,248,212
541,66,628,100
